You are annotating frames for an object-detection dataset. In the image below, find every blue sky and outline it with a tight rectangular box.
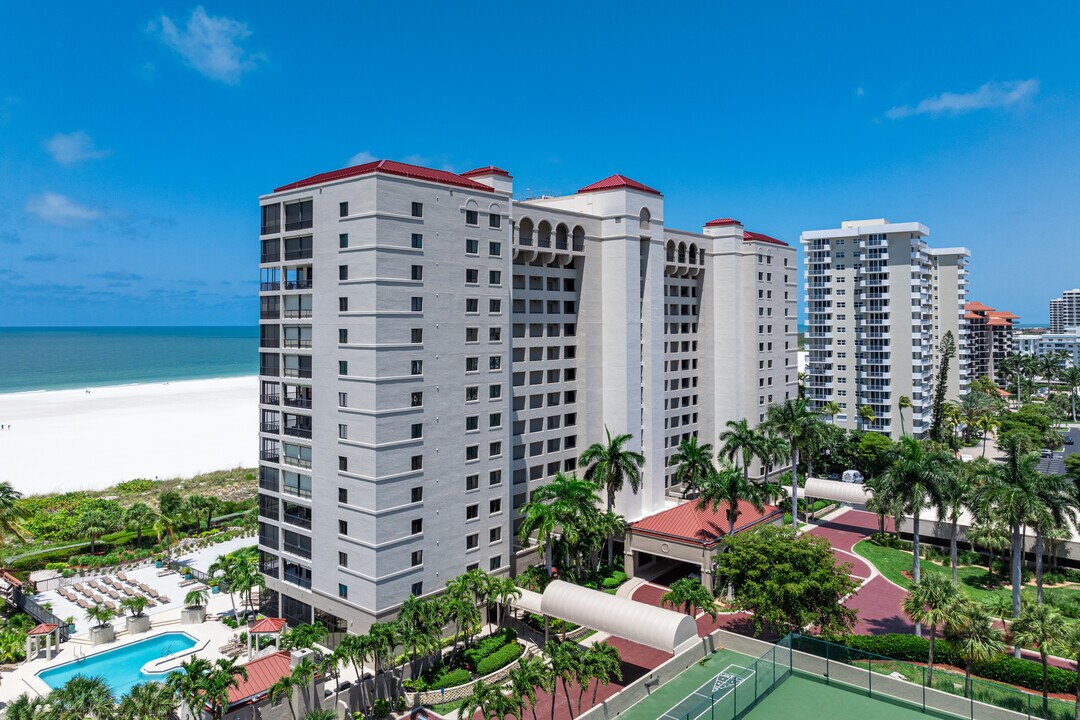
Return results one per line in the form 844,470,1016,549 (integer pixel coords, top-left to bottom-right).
2,2,1078,326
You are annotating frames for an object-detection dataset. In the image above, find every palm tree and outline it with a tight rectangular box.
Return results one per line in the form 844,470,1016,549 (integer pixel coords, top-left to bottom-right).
118,681,177,720
167,656,211,720
289,658,317,715
491,576,522,627
120,595,149,620
660,577,716,620
937,459,990,584
822,401,841,425
50,675,116,720
718,419,761,481
201,658,249,719
580,428,645,565
1012,602,1066,716
764,398,821,532
857,404,876,431
1052,624,1080,720
1029,472,1074,604
756,434,790,487
85,603,115,629
4,693,47,720
268,674,297,718
0,481,28,547
545,641,580,720
670,435,715,492
185,588,209,609
459,678,498,720
302,711,337,720
209,551,240,616
75,508,112,555
153,512,180,561
968,519,1009,577
901,574,960,687
509,654,551,720
864,475,902,536
123,502,157,549
694,465,778,539
897,395,913,436
1060,366,1080,421
586,642,622,706
519,498,561,576
946,601,1005,699
975,414,999,457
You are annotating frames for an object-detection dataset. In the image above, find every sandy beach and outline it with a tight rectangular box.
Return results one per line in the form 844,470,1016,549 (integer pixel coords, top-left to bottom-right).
0,377,257,496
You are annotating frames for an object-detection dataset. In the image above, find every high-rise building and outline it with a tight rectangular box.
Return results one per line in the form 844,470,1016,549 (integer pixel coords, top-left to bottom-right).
801,219,968,439
256,160,797,635
963,301,1019,384
1050,289,1080,333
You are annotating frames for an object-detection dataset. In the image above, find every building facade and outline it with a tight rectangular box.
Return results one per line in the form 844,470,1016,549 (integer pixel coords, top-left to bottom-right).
1050,289,1080,334
1015,329,1080,367
801,219,968,439
256,161,796,634
963,301,1019,383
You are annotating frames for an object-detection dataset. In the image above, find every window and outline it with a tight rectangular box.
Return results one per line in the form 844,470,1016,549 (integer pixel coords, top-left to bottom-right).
339,233,348,249
466,357,479,372
489,214,501,229
338,520,348,535
490,498,502,514
339,423,348,439
411,391,423,407
489,469,502,485
489,327,501,342
489,241,501,256
411,486,423,503
489,555,502,571
338,487,347,504
411,423,423,439
339,201,348,217
466,504,479,520
466,386,479,401
489,384,502,399
411,233,423,249
411,518,423,534
411,202,423,218
339,297,349,311
489,356,501,371
411,360,423,375
466,268,479,284
466,474,479,491
339,329,348,344
489,412,501,428
466,238,479,254
411,455,423,470
339,265,349,281
466,534,479,550
466,209,479,226
489,270,502,286
411,328,423,344
411,582,423,596
411,297,423,312
339,456,348,471
489,298,501,314
284,200,313,231
338,392,347,407
339,361,348,376
261,204,281,235
338,584,348,599
466,328,479,342
466,298,479,313
411,265,423,281
338,551,348,567
466,445,479,461
411,550,423,567
466,415,479,431
489,441,502,458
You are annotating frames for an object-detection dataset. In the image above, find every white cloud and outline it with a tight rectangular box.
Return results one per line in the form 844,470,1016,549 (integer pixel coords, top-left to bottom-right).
151,6,262,84
25,193,103,227
855,87,865,97
348,150,377,166
45,131,111,165
887,79,1039,119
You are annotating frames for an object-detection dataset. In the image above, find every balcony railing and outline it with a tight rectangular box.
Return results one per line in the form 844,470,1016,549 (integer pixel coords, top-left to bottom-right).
260,309,280,320
283,542,312,559
285,279,313,290
260,365,279,378
283,368,313,379
284,427,312,439
261,223,281,236
284,249,313,261
283,513,312,530
283,456,312,469
260,451,280,463
260,339,280,349
284,310,313,319
260,282,279,292
283,570,312,589
261,394,280,405
261,251,280,264
284,339,313,349
260,422,280,433
284,219,313,232
283,397,312,409
283,485,312,499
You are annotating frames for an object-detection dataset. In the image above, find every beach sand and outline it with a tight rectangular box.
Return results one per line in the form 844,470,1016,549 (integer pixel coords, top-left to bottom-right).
0,376,257,496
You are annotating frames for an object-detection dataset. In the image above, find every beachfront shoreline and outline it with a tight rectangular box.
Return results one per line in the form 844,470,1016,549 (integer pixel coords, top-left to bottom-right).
0,376,257,496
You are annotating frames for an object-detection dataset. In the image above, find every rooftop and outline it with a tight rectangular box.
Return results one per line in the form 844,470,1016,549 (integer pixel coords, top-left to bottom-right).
227,651,294,707
249,617,287,634
461,166,511,178
577,174,662,197
744,230,789,247
629,498,781,547
272,159,497,194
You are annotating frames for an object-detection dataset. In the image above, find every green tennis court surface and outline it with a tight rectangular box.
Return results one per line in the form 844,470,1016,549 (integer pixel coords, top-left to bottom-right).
620,648,938,720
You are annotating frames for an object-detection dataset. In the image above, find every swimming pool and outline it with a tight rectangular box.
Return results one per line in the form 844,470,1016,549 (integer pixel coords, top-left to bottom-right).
38,631,198,697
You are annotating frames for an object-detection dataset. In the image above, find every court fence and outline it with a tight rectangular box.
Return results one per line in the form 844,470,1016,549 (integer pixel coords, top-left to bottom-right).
787,633,1077,720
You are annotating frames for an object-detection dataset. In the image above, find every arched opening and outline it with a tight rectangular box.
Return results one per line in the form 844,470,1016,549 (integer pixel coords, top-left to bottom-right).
572,226,585,252
555,223,569,251
666,240,676,263
677,242,687,264
518,218,534,246
537,220,552,249
639,207,651,230
688,243,698,265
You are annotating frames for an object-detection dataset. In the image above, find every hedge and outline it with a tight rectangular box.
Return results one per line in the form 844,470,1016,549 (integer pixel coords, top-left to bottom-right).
826,634,1076,695
476,642,524,676
602,571,628,589
463,629,516,669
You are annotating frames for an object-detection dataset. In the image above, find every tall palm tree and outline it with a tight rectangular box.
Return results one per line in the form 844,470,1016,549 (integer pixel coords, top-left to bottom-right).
718,419,761,481
938,459,992,583
857,404,877,431
694,465,778,539
50,675,116,720
1013,603,1066,716
975,414,999,457
764,398,821,532
123,502,157,549
528,472,603,573
118,681,177,720
545,641,579,720
289,658,317,716
268,675,297,719
75,508,112,555
153,512,180,561
670,435,715,492
580,428,644,564
901,574,960,687
167,656,211,720
660,577,717,619
1052,624,1080,720
1029,472,1074,604
0,481,28,547
822,401,841,425
518,498,560,575
897,395,913,436
208,551,240,616
946,601,1005,699
756,434,790,487
968,520,1009,577
1060,365,1080,421
460,679,500,720
509,654,550,720
586,641,622,706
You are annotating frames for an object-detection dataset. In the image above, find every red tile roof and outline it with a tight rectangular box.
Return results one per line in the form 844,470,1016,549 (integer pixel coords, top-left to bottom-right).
250,617,287,634
965,301,995,312
743,230,789,247
28,623,59,636
963,312,982,319
461,166,512,178
705,218,742,227
577,174,662,196
227,651,293,707
988,311,1019,319
986,317,1009,327
629,499,781,547
273,160,497,194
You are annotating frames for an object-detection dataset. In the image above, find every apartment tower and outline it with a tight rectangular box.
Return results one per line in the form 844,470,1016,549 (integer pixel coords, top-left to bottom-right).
257,160,795,635
1050,289,1080,334
963,301,1019,384
801,219,968,439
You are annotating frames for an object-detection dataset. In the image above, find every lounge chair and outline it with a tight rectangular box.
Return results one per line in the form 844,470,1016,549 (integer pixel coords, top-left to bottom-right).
73,583,84,592
149,589,160,599
108,590,121,600
117,572,128,582
158,596,171,604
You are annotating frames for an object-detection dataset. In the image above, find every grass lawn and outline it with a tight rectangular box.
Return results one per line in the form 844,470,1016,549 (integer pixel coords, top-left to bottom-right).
853,540,1080,609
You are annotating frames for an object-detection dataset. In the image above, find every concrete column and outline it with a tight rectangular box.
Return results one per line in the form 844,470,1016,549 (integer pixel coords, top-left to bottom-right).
624,549,636,578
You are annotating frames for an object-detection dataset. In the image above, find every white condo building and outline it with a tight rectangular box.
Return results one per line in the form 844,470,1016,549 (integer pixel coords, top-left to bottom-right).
1051,289,1080,334
801,219,968,439
256,160,797,635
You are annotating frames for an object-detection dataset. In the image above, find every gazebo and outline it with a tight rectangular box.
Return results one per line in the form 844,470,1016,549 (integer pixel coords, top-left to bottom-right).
247,617,287,659
25,623,62,663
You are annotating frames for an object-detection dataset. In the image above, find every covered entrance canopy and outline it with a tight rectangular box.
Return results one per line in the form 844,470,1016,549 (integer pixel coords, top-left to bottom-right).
510,580,697,654
790,477,871,505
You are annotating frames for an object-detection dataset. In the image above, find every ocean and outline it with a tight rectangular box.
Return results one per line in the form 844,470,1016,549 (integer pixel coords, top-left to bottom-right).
0,327,258,394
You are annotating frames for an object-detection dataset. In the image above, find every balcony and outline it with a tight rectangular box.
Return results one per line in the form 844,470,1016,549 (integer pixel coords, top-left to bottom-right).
261,394,280,405
283,368,313,379
284,309,313,319
284,426,312,439
283,569,312,589
284,279,313,290
260,422,280,433
284,249,313,261
283,511,312,530
283,396,312,409
260,450,280,463
260,281,279,292
282,483,312,499
283,456,312,470
283,339,313,349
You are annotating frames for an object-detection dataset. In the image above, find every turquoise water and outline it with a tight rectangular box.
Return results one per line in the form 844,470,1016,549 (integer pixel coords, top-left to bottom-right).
37,631,197,696
0,326,257,393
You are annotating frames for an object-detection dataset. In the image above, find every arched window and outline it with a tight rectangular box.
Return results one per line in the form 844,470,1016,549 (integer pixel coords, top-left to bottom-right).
639,208,651,230
555,224,569,250
537,220,552,248
666,240,676,263
677,242,687,264
689,244,698,264
572,226,585,252
518,218,534,246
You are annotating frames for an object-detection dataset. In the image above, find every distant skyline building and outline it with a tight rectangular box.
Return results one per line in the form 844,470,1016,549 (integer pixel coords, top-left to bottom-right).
1015,328,1080,367
962,301,1019,384
1050,289,1080,333
801,219,968,439
256,159,796,635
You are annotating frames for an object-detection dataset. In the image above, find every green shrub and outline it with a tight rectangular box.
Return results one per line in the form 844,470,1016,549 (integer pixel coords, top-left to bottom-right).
475,642,524,676
43,562,68,571
115,479,154,494
602,571,628,589
373,698,390,718
463,629,516,668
